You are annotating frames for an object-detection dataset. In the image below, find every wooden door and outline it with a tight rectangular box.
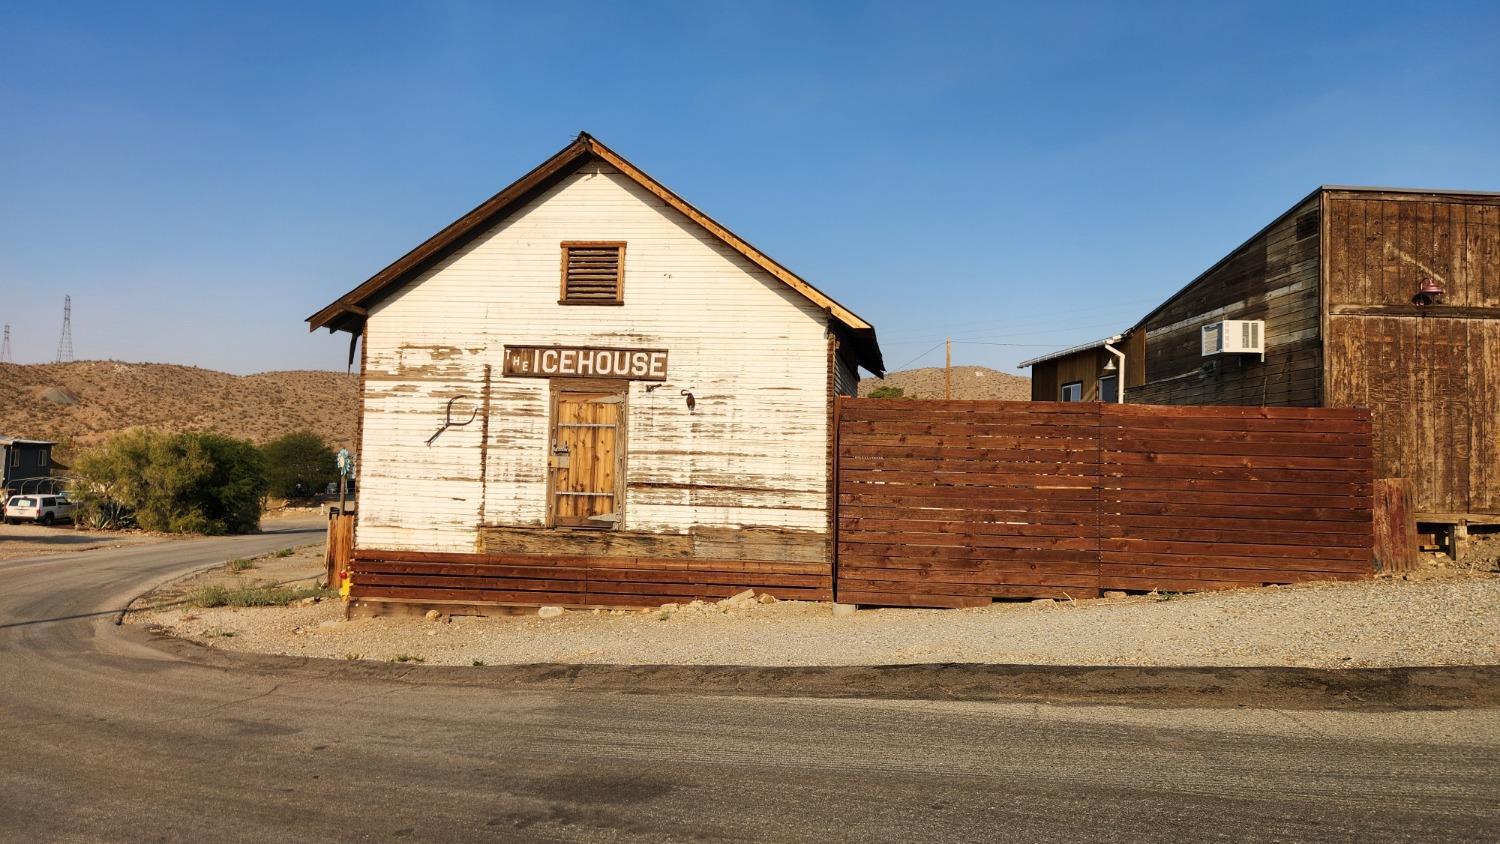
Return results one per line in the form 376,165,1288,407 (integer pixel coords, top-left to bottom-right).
548,388,624,528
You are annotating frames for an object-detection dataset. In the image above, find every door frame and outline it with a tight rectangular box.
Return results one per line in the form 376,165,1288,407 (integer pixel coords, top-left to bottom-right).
545,378,629,530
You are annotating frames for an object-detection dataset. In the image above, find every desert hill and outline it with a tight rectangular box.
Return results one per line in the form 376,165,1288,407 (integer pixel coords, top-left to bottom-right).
0,361,358,456
858,366,1029,400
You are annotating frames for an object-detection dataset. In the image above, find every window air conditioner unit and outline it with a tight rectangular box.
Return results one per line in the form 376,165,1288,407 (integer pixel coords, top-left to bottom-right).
1201,319,1265,358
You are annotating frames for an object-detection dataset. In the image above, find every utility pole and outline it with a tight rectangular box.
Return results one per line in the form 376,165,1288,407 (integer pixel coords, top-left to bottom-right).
0,324,11,363
945,337,952,400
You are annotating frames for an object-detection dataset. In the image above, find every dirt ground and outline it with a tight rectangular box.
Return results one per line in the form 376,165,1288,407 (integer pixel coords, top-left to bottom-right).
0,522,169,560
131,547,1500,669
128,543,327,614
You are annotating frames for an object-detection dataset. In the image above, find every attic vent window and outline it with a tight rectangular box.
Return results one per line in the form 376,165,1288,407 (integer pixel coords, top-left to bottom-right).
560,242,625,305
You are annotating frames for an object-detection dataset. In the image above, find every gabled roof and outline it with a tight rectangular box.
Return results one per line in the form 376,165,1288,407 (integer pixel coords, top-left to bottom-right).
0,437,54,447
1125,184,1500,336
307,132,884,374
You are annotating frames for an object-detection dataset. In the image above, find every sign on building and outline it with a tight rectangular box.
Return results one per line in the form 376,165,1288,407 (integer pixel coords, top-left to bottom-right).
502,346,668,381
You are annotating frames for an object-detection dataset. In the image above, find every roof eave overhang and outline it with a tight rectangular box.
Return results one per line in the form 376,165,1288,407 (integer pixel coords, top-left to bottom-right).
1017,334,1123,369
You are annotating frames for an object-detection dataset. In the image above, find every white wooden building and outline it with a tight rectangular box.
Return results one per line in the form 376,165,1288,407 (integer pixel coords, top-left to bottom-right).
308,133,883,610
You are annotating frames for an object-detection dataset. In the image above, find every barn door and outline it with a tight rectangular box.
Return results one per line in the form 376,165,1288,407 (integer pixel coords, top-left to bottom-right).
548,387,624,528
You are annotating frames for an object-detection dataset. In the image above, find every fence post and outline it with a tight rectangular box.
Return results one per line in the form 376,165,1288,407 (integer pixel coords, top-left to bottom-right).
1373,478,1418,574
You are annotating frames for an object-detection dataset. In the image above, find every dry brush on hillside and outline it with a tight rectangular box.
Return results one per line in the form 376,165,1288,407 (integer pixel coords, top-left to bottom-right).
0,361,358,457
858,366,1029,400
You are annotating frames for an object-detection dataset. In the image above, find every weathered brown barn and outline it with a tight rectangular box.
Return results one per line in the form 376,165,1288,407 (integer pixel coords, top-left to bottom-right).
1022,186,1500,531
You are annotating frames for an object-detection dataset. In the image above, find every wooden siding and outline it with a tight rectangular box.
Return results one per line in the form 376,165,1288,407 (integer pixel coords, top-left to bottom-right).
1323,191,1500,518
1132,196,1322,406
834,400,1373,608
1122,329,1146,389
1027,348,1111,401
1028,359,1058,401
357,161,837,557
833,353,859,398
0,442,53,490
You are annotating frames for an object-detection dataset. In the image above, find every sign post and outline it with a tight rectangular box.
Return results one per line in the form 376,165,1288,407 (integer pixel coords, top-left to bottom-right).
335,448,355,514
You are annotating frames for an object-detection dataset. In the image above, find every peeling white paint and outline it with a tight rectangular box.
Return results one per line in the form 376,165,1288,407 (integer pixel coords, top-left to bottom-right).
357,163,843,552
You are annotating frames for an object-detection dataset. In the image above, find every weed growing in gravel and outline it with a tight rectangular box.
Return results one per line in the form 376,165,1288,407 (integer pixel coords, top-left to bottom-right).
189,584,332,608
343,653,360,661
657,610,671,621
224,558,256,573
391,654,425,664
273,547,295,558
1155,591,1183,602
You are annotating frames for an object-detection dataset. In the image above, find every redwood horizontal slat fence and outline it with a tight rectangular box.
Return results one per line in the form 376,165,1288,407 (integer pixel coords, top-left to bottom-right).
836,399,1374,608
349,550,833,609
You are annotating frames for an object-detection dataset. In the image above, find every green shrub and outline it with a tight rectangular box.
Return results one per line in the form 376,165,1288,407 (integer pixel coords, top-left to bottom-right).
867,386,905,399
260,431,338,500
73,429,268,534
189,583,330,608
191,585,232,607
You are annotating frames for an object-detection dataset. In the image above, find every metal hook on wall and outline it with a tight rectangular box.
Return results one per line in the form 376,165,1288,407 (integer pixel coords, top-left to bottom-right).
425,395,479,446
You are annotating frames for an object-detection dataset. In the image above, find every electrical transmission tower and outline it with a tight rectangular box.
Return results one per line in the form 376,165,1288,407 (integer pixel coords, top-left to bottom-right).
1,324,11,363
56,295,74,363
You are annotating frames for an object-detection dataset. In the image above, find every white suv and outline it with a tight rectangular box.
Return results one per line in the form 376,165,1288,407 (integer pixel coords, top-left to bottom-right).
3,494,77,526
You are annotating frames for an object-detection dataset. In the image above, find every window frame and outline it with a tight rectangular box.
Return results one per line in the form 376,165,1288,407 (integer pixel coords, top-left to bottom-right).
558,241,627,306
1059,381,1083,402
1097,374,1119,403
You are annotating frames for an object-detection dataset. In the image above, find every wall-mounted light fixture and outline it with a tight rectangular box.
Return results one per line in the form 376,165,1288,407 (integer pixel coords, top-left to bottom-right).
1412,278,1445,306
680,389,696,412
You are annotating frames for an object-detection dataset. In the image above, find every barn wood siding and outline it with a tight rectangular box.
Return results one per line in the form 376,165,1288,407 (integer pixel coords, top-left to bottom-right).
356,160,836,559
1029,360,1060,401
1323,191,1500,519
834,400,1373,608
1132,195,1323,406
1028,348,1110,401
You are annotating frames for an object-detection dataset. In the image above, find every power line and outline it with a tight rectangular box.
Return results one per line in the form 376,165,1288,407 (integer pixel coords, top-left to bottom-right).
55,295,74,363
891,339,947,371
951,341,1066,347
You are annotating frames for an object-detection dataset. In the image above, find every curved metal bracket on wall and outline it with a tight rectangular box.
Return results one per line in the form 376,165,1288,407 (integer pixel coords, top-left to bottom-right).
426,395,479,446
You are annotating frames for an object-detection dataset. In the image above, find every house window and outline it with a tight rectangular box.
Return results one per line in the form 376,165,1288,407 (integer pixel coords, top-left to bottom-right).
1060,381,1083,402
1098,375,1118,403
8,448,17,469
560,242,625,305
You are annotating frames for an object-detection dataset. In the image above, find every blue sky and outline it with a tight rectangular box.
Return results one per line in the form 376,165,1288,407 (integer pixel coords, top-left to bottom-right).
2,1,1496,375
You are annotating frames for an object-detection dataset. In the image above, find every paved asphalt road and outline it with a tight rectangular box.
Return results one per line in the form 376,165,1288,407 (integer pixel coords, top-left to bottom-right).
2,519,1497,843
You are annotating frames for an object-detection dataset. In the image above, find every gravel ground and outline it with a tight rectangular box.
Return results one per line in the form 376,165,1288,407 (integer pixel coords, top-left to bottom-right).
132,559,1500,668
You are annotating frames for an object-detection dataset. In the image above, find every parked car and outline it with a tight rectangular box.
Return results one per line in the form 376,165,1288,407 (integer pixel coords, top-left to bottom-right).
3,494,77,526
